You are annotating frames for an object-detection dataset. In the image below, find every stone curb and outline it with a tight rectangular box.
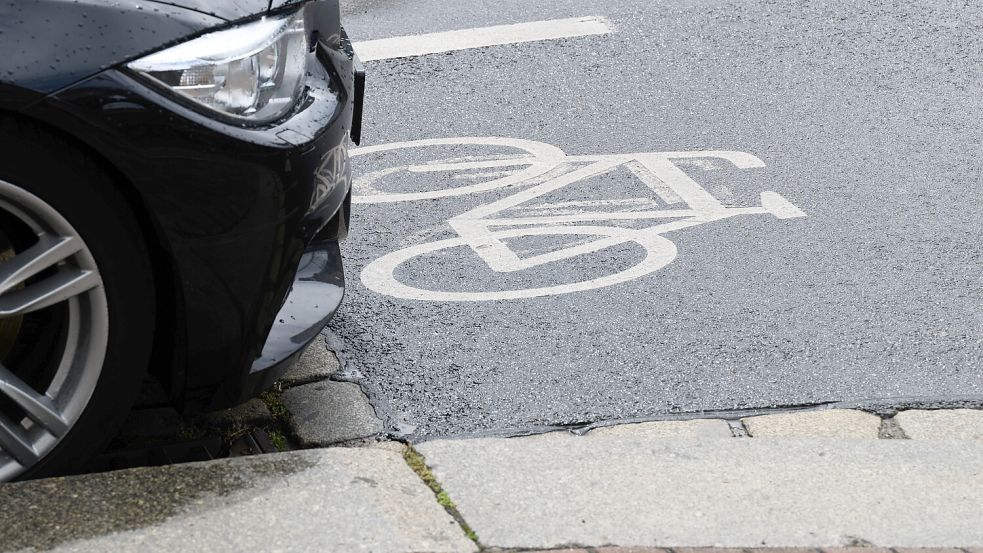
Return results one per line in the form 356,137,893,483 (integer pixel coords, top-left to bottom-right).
894,410,983,440
580,407,983,442
280,336,340,386
281,380,384,446
741,409,881,438
493,548,983,553
277,338,388,448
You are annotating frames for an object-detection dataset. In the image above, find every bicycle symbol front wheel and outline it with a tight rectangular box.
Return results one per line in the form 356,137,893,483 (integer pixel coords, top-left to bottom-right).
351,137,567,203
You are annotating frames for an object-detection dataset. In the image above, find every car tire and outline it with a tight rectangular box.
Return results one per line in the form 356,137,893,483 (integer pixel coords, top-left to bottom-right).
0,115,156,481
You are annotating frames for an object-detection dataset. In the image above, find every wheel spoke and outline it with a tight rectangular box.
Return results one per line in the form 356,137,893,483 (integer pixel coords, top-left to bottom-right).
0,417,38,467
0,363,69,437
0,267,99,317
0,179,109,480
0,233,83,295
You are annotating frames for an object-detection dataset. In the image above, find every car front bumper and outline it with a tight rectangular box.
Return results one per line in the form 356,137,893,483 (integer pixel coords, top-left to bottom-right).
221,236,346,408
22,7,361,411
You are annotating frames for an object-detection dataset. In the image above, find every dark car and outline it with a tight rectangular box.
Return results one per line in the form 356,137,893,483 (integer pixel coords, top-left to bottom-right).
0,0,363,481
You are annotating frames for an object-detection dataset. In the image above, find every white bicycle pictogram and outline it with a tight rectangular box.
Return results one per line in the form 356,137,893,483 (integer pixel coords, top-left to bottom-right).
352,137,806,302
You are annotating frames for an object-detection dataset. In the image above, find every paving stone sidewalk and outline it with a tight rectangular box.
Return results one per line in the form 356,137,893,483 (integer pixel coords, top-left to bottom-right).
419,426,983,549
0,448,475,553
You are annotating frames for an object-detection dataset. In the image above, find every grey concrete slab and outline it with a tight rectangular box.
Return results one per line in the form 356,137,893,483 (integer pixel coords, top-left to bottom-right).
417,432,983,548
742,409,881,438
282,381,384,446
0,449,475,553
895,409,983,441
281,337,340,386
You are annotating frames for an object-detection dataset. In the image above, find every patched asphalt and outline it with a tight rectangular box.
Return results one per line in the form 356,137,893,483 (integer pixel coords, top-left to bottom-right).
330,0,983,438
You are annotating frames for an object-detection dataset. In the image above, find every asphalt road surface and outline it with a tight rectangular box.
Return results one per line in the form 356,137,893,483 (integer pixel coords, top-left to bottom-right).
331,0,983,439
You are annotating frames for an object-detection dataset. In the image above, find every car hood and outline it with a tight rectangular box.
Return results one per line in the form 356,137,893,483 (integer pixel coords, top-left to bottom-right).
145,0,310,21
143,0,269,21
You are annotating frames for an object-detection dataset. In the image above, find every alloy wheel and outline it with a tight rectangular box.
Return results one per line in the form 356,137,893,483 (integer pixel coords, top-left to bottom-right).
0,178,108,481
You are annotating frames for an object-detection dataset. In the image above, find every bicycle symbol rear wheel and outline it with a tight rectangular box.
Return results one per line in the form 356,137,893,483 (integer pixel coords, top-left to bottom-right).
360,226,678,301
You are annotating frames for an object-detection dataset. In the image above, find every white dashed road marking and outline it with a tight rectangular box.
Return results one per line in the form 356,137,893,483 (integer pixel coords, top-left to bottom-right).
352,16,614,62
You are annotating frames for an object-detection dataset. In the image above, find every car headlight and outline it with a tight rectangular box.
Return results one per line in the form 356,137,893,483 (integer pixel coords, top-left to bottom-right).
127,8,309,124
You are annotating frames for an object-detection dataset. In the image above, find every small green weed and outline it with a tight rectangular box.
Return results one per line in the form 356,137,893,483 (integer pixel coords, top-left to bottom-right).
267,429,289,452
260,386,290,423
175,422,208,441
403,447,479,544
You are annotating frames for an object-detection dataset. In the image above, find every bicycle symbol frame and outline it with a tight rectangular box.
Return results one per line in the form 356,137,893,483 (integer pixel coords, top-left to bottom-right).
352,137,806,301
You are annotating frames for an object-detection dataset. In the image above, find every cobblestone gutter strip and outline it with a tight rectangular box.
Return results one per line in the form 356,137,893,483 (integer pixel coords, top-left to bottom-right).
278,336,388,448
103,335,393,470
